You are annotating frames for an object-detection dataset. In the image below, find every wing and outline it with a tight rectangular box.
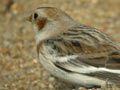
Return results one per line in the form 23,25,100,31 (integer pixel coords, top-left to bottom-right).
51,24,120,74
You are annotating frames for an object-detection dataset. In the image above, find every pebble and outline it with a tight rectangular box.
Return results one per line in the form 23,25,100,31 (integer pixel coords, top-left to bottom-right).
48,83,54,89
48,77,55,82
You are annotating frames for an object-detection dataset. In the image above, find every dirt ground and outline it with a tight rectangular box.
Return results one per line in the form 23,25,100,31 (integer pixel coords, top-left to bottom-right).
0,0,120,90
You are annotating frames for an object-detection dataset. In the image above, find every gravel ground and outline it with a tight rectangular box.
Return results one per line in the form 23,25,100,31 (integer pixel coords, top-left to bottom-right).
0,0,120,90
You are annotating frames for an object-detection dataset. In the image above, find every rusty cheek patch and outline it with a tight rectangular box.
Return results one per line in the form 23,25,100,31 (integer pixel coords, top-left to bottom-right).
35,18,47,31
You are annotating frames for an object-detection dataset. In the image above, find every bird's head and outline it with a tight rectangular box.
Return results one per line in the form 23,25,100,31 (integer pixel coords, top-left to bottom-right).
28,7,76,44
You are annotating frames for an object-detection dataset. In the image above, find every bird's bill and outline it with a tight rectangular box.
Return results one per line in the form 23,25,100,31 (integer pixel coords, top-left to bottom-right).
28,15,32,22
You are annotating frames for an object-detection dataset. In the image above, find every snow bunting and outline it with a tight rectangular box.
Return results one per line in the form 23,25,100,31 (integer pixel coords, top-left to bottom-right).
28,7,120,89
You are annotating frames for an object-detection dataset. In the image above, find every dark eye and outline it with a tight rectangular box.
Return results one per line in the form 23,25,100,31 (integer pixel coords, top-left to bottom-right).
34,13,38,19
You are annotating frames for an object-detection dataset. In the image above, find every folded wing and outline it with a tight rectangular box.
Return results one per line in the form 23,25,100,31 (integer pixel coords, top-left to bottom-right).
52,24,120,73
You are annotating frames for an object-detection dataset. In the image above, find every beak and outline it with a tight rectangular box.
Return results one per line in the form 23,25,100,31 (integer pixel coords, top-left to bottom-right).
27,15,32,22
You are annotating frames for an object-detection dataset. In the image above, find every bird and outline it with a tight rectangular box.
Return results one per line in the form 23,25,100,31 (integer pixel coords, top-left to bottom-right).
28,7,120,89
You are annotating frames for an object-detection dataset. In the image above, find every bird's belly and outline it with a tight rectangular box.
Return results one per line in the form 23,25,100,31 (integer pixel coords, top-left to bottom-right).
38,52,106,87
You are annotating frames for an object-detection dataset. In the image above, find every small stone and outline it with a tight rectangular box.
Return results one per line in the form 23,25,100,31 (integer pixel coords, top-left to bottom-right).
48,77,55,82
33,59,38,64
10,3,17,11
91,0,98,4
17,42,23,49
98,27,104,31
0,48,9,54
40,83,46,88
5,13,12,18
48,84,54,89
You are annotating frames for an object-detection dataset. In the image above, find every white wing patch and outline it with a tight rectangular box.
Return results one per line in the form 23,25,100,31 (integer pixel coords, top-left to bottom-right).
98,68,120,74
54,55,78,62
66,65,120,74
54,55,120,74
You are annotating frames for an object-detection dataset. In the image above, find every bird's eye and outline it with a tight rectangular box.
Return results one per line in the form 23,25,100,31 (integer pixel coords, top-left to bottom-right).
34,13,38,20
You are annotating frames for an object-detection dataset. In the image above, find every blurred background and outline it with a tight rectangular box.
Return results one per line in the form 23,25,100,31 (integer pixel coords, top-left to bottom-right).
0,0,120,90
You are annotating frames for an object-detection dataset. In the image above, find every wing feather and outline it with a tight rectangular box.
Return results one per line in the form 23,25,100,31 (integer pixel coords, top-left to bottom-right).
52,24,120,71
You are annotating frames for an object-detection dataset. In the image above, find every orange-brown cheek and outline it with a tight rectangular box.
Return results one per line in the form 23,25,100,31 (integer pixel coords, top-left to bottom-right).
35,18,47,31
